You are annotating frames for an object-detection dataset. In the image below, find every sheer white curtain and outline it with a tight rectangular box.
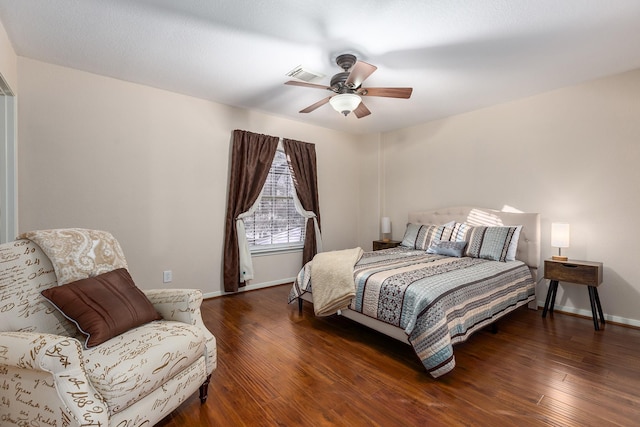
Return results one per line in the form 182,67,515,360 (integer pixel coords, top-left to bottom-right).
291,186,323,254
235,196,263,282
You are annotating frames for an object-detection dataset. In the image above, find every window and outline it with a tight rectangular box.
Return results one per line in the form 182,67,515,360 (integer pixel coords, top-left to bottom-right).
244,148,306,252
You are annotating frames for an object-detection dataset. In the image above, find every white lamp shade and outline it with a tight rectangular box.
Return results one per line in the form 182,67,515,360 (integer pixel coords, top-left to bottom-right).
551,223,570,248
329,93,361,116
381,217,391,234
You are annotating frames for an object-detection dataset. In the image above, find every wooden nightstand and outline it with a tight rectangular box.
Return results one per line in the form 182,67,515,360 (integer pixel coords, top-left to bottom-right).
542,258,604,330
372,240,401,251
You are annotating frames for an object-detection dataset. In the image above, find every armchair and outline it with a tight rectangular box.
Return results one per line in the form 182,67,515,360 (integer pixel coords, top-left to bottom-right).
0,229,216,426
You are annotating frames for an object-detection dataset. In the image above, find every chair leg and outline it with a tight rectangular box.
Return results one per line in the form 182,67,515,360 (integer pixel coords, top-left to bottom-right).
199,374,212,404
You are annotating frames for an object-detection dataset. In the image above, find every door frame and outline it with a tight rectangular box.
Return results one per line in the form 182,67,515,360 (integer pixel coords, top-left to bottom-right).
0,73,17,243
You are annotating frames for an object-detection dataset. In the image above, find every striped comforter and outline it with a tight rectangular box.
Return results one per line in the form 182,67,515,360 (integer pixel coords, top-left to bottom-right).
289,247,536,378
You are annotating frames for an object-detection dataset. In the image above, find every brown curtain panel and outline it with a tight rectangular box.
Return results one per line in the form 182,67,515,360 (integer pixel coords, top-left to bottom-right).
223,130,279,292
283,138,321,266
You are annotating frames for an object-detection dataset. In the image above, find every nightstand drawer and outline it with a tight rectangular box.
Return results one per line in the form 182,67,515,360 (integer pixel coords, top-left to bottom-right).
373,240,401,251
544,260,602,286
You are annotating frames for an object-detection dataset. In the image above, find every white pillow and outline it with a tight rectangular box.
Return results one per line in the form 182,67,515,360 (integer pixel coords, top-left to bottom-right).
505,225,522,261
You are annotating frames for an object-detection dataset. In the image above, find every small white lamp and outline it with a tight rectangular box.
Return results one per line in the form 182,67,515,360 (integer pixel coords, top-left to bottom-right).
381,217,391,242
551,222,570,261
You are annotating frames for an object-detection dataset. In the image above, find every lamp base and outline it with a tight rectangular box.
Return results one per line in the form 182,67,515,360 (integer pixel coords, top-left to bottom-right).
552,255,568,261
382,238,390,243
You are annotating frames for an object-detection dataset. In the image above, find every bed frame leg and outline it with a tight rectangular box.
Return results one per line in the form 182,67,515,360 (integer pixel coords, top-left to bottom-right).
298,297,303,313
490,323,498,334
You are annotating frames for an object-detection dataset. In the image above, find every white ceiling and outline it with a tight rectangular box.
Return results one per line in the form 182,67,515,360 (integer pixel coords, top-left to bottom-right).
1,0,640,134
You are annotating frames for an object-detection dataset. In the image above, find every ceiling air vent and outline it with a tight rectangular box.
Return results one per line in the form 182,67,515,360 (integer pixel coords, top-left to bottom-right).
286,65,324,82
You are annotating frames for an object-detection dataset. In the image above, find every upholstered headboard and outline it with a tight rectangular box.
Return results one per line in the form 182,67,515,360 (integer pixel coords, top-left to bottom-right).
408,206,541,281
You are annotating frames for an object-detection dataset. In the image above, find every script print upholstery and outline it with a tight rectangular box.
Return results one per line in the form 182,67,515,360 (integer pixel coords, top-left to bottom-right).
0,232,216,426
84,321,205,415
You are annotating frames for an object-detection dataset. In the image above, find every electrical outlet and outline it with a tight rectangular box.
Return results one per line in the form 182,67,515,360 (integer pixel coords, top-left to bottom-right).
163,270,172,283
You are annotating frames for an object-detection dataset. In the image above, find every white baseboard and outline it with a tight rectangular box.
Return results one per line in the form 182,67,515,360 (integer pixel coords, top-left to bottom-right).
536,300,640,328
202,277,295,300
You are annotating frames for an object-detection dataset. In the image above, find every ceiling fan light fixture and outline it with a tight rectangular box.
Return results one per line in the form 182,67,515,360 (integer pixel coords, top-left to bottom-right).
329,93,361,116
286,54,412,119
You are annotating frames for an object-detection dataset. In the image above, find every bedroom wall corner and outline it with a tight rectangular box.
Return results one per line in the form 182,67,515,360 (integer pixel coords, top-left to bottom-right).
355,132,383,251
379,68,640,326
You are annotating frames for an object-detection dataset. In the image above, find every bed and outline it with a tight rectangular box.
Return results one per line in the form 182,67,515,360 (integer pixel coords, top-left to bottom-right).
288,206,540,378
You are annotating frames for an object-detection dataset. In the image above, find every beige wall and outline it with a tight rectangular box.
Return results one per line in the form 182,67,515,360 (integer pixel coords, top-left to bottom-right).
380,69,640,325
17,57,375,297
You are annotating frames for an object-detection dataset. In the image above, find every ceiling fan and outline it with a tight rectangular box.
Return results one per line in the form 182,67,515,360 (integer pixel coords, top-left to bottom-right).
285,54,413,118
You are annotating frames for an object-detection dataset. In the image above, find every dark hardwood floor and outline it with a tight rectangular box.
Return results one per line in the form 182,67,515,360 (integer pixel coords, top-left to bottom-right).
157,284,640,426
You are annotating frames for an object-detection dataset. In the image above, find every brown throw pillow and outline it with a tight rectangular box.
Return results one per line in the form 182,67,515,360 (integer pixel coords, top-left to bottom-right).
41,268,162,348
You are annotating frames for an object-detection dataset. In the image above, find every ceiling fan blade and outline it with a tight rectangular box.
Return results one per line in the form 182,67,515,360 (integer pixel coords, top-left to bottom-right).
345,61,377,88
362,87,413,99
285,80,332,91
299,96,332,113
353,101,371,119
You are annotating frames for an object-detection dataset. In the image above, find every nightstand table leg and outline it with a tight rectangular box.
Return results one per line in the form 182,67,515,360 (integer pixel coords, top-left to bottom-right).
588,286,600,330
588,286,605,330
550,281,558,314
593,287,605,325
542,280,559,318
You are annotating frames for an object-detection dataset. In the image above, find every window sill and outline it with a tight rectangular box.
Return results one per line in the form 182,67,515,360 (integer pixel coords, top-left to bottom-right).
250,246,304,257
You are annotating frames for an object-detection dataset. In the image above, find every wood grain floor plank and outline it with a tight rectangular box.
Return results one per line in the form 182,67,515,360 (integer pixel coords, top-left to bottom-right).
156,284,640,426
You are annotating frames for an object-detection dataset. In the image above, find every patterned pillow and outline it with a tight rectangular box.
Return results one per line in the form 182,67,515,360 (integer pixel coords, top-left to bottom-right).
464,226,519,262
426,240,468,257
41,268,161,348
19,228,128,285
449,222,473,242
400,224,456,250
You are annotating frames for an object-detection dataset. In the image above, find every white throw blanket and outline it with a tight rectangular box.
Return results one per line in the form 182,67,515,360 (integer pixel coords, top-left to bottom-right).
310,247,363,317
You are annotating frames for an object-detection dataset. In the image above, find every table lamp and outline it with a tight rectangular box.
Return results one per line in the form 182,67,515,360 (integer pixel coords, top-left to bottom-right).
551,222,570,261
381,217,391,242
